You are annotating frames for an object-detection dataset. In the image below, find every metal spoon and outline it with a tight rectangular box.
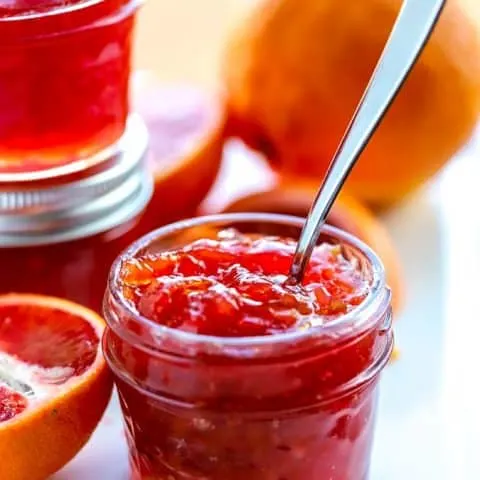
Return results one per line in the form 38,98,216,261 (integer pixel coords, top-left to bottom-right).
288,0,446,283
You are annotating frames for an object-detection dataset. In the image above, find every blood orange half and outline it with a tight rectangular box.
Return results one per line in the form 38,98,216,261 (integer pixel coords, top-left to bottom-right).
0,294,113,480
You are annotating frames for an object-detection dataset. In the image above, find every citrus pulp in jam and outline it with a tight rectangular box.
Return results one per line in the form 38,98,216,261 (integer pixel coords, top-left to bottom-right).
106,227,392,480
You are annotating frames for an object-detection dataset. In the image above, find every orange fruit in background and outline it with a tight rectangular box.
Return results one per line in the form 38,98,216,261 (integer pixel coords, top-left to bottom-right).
0,294,113,480
223,181,404,313
132,72,225,230
225,0,480,207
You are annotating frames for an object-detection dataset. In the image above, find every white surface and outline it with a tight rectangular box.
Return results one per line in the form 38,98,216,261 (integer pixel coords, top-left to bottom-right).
56,136,480,480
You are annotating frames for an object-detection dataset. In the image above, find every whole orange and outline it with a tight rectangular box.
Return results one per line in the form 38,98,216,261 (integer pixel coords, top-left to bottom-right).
225,0,480,207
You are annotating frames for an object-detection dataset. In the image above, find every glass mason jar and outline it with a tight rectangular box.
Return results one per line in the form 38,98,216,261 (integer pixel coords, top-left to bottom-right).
104,213,394,480
0,0,142,173
0,115,152,313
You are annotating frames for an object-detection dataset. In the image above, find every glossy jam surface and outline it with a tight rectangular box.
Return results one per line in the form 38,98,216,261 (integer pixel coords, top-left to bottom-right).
106,229,391,480
0,0,135,172
121,230,369,337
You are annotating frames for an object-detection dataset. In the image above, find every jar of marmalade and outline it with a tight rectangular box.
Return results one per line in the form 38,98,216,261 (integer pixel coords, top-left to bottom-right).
0,0,142,173
0,115,152,313
104,213,394,480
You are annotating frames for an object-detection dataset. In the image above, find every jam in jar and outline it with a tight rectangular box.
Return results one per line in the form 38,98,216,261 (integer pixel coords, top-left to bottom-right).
0,0,141,173
104,213,394,480
0,115,152,313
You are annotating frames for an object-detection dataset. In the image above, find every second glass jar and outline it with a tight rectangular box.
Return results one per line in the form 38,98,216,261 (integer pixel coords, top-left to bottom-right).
0,0,142,172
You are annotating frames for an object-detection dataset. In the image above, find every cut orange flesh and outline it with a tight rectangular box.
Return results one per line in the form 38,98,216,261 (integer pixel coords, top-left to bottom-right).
0,294,113,480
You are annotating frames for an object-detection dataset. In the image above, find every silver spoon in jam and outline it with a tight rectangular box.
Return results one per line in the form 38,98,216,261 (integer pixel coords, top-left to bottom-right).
289,0,446,283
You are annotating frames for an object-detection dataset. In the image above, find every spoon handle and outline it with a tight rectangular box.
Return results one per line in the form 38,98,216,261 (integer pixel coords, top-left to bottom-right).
289,0,446,282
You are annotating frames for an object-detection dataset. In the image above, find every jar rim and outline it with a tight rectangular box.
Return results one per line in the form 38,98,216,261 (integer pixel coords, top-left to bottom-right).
0,0,142,22
107,213,390,353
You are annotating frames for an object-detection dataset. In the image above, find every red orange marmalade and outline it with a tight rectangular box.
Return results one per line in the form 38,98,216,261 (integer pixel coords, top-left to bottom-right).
121,231,369,337
0,0,139,172
104,216,393,480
